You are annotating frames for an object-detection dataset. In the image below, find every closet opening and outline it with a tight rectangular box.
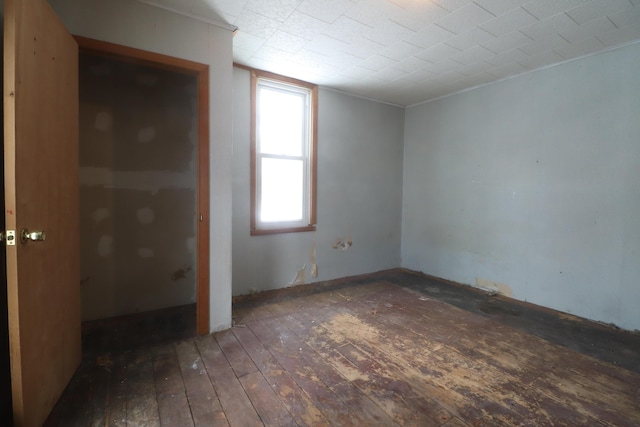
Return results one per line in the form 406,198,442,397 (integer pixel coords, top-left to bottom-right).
76,38,210,341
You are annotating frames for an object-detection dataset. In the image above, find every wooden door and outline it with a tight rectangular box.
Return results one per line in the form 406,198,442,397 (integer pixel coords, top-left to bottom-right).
4,0,80,426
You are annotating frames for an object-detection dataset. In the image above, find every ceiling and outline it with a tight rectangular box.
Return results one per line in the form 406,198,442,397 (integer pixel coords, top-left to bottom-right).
140,0,640,106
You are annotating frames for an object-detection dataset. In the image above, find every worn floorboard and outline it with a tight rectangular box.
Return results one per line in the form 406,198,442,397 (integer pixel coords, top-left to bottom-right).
42,269,640,426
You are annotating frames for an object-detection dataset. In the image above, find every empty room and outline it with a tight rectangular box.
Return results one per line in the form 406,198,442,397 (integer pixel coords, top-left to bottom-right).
3,0,640,426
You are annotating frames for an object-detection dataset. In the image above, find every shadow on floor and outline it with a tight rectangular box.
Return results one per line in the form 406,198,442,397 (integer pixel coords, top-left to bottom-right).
81,303,197,359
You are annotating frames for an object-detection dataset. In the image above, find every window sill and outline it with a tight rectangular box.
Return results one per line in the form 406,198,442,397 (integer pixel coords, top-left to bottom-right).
250,225,316,236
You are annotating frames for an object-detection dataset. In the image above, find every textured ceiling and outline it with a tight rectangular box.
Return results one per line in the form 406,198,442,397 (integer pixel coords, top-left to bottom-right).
140,0,640,106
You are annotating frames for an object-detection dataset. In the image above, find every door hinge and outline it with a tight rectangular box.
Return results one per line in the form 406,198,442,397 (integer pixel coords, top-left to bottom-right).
0,230,17,246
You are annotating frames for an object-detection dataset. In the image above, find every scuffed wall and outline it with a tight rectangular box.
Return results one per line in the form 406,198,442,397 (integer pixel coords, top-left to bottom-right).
79,55,197,320
402,42,640,331
232,67,404,296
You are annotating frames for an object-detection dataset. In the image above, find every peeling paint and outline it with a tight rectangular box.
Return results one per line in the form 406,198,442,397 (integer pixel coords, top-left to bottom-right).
476,278,513,297
332,236,353,251
291,264,306,286
310,242,318,278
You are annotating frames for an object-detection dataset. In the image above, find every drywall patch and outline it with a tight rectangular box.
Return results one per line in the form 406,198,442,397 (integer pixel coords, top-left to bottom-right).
137,248,154,258
79,54,199,321
291,264,306,286
97,235,113,257
94,111,113,131
332,236,353,251
185,237,196,254
476,278,513,297
137,207,155,225
91,208,110,224
137,126,157,143
79,167,194,193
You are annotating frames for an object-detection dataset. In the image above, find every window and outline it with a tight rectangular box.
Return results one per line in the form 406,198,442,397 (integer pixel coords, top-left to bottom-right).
251,70,317,235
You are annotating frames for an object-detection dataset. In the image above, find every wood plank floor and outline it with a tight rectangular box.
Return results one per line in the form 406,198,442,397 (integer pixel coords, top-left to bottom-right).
43,269,640,426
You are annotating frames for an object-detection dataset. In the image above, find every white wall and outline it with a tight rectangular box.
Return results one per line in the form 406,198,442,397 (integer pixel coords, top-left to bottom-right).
232,68,404,295
402,42,640,330
50,0,234,332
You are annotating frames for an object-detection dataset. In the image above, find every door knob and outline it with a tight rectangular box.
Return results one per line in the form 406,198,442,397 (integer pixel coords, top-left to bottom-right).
21,228,46,244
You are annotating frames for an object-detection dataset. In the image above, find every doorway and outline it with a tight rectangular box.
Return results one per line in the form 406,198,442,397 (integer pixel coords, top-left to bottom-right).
76,37,210,334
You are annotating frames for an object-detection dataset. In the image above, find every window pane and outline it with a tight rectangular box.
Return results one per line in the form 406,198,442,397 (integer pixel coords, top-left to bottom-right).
258,86,304,156
260,158,303,222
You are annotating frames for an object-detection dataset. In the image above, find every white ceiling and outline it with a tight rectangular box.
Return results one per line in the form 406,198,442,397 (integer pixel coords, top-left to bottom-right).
140,0,640,106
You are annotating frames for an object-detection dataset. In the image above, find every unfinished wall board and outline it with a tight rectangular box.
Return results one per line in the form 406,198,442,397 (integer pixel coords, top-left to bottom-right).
79,54,198,320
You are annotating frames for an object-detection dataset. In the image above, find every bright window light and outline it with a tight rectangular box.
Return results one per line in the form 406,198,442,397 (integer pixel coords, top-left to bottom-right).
251,71,317,234
260,158,303,222
259,87,304,157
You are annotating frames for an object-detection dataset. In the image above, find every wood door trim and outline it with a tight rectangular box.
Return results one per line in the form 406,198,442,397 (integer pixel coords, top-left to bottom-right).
74,36,211,335
196,66,210,336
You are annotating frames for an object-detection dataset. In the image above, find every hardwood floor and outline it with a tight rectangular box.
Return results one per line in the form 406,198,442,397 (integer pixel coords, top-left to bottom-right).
43,269,640,426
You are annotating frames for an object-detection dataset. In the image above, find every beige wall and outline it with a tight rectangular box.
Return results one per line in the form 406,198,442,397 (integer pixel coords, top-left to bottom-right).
51,0,234,332
79,55,198,320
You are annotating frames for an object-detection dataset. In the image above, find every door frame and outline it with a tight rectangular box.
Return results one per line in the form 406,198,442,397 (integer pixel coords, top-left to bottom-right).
74,36,210,335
